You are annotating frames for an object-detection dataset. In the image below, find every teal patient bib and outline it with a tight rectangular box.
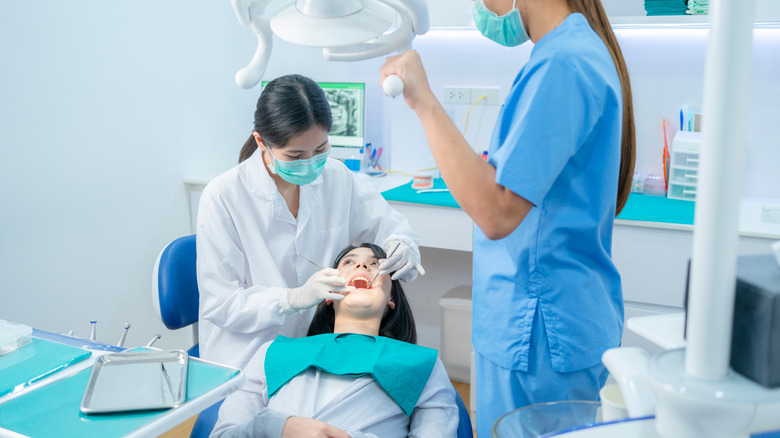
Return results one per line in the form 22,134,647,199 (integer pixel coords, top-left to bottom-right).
264,333,438,416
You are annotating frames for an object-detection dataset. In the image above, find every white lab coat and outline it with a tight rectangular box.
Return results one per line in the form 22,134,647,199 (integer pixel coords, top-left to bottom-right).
196,149,421,369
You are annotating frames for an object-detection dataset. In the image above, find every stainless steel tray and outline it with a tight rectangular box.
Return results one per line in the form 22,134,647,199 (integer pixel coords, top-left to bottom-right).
80,350,188,414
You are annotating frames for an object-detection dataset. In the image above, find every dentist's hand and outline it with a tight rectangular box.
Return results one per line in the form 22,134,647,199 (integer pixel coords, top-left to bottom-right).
379,241,425,282
283,269,354,312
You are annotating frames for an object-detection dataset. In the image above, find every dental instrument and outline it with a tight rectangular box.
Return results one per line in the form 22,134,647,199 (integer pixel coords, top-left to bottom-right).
146,333,161,347
89,319,97,342
416,188,450,194
367,244,400,287
301,255,327,271
117,323,130,348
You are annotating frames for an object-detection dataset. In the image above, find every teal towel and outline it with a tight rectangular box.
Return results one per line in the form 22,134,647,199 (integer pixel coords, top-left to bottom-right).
645,0,688,15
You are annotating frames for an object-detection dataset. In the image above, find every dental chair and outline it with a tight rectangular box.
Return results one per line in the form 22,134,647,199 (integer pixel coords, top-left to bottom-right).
152,234,221,438
153,234,473,438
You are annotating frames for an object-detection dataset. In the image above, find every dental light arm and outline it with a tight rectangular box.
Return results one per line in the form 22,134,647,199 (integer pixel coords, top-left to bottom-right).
231,0,254,27
231,0,274,89
230,0,429,90
371,0,431,97
322,9,415,61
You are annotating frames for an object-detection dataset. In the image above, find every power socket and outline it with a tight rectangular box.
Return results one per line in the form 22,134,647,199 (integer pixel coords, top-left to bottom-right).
470,87,499,105
443,87,471,104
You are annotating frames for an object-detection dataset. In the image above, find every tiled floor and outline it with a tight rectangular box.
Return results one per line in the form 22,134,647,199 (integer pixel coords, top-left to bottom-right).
158,416,196,438
452,380,470,411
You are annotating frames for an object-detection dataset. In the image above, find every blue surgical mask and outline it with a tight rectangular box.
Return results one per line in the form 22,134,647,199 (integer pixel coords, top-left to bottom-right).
266,147,329,186
472,0,530,47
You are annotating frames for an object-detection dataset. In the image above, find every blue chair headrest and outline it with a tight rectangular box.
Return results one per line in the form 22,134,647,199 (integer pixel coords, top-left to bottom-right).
158,235,199,330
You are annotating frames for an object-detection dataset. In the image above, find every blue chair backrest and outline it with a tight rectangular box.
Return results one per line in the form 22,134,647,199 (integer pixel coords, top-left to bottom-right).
455,390,474,438
157,235,198,331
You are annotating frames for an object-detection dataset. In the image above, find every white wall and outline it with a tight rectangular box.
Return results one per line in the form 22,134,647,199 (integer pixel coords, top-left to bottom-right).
0,1,257,349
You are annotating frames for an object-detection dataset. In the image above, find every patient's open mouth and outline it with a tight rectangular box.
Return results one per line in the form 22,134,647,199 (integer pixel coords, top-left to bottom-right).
349,275,370,289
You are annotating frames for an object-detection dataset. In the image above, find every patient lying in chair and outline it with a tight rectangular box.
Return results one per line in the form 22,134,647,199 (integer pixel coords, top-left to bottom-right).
211,243,458,438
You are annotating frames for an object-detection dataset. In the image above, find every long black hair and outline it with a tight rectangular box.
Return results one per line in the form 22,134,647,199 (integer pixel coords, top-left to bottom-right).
238,74,333,163
307,243,418,344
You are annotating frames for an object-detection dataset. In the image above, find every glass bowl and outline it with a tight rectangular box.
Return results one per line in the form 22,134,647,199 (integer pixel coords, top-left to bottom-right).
492,400,602,438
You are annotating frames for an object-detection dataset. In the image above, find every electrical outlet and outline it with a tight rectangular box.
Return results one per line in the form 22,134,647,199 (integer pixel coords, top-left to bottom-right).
443,87,471,104
470,87,499,105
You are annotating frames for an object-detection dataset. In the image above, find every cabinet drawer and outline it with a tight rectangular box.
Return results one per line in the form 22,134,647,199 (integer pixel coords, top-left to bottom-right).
671,151,700,168
670,167,699,184
667,183,697,201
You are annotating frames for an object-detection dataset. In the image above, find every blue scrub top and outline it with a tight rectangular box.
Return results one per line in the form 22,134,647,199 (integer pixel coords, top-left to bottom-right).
472,13,624,373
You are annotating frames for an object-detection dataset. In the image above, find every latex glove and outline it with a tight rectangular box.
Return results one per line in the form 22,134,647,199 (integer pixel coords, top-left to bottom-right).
282,269,354,312
378,240,425,282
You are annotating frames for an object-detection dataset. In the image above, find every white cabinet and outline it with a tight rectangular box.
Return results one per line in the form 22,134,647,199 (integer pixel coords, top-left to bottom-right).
389,202,474,251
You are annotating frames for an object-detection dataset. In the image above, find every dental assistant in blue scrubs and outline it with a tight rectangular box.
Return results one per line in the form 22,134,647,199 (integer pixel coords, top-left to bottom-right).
381,0,636,435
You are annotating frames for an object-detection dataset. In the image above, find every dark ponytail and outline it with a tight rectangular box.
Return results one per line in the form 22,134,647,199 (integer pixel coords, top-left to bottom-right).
566,0,636,215
238,74,333,163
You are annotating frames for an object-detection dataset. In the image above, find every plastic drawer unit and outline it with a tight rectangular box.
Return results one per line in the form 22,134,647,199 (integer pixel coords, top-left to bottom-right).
667,131,702,201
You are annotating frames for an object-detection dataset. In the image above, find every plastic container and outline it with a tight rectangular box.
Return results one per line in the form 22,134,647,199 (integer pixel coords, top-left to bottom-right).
643,175,667,197
344,159,361,171
492,401,601,438
439,285,472,383
631,172,645,194
0,319,33,356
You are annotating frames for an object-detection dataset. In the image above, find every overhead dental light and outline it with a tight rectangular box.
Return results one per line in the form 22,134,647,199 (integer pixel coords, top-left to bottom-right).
230,0,429,90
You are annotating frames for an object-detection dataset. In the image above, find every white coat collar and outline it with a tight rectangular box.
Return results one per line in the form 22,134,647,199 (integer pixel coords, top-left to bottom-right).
245,148,325,200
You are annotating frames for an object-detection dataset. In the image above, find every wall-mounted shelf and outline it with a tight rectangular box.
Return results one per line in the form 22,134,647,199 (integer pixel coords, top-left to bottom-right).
425,0,780,29
610,15,780,29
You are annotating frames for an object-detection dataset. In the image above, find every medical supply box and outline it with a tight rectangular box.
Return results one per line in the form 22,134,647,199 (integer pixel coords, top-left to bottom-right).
729,254,780,388
0,319,32,356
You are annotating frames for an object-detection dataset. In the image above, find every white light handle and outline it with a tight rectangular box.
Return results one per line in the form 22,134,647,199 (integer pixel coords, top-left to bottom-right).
383,75,404,98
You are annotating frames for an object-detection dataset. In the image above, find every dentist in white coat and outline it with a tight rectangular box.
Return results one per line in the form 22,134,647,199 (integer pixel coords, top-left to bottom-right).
196,74,424,369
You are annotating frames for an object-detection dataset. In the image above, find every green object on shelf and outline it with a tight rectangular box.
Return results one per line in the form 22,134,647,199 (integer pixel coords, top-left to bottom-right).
617,194,695,225
381,178,460,209
382,179,695,226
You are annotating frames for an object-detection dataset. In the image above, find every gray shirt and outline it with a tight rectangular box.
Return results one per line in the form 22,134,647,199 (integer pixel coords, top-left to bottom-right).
211,341,459,438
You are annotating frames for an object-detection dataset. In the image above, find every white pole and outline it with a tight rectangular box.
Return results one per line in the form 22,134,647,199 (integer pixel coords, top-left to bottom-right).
685,0,757,379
